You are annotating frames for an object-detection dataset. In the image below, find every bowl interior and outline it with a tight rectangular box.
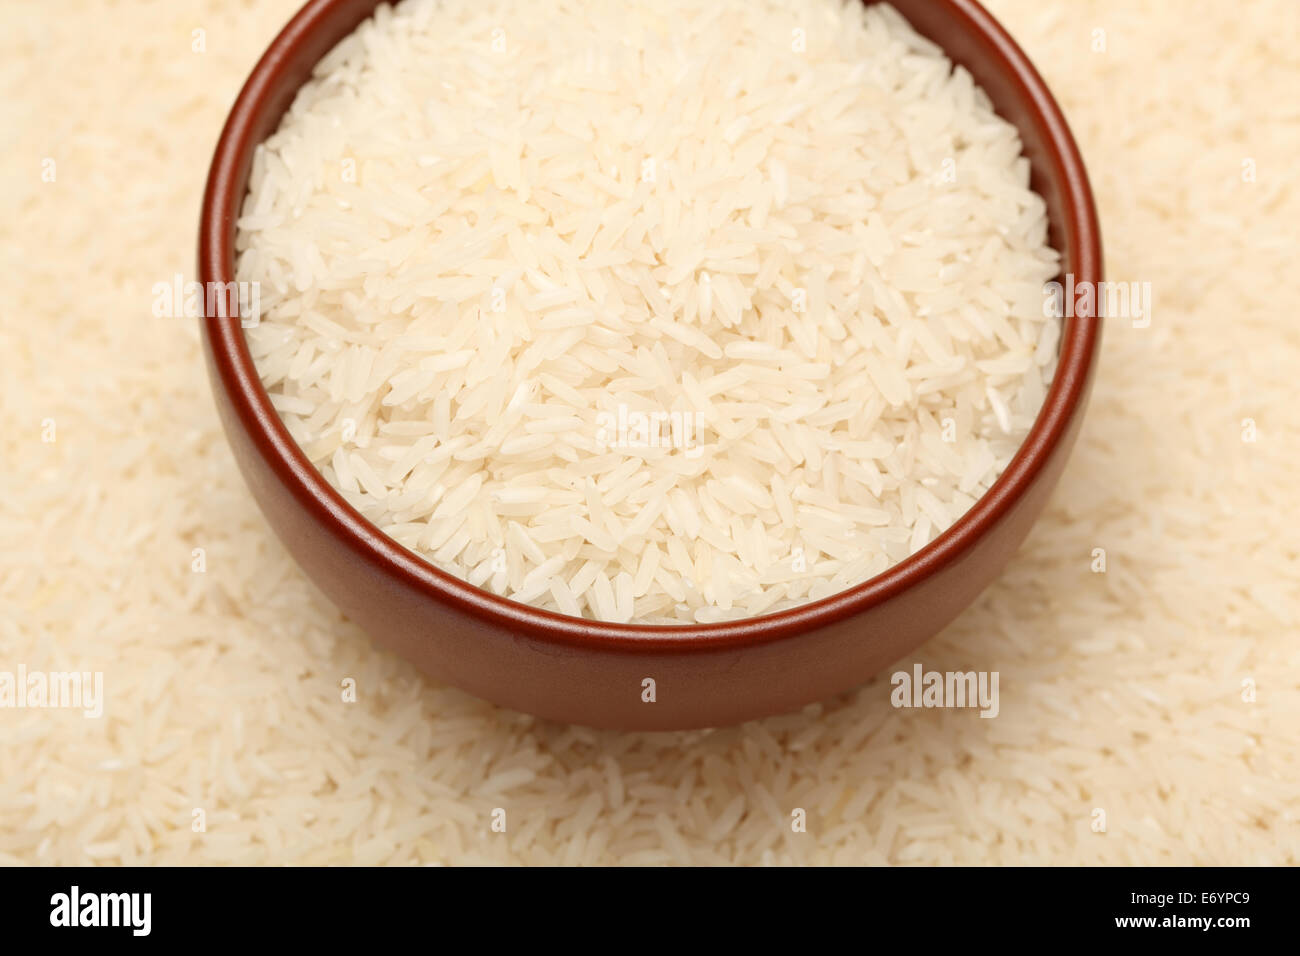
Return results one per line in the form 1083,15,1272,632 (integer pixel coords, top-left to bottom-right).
199,0,1101,648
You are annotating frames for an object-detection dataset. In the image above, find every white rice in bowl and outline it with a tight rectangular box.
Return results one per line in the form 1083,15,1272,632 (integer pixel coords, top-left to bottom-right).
238,0,1061,625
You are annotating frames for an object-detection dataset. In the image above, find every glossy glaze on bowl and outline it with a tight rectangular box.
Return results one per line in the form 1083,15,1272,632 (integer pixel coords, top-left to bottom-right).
200,0,1102,730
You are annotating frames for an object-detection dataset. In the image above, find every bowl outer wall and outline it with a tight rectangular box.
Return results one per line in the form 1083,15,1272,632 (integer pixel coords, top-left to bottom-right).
199,0,1103,730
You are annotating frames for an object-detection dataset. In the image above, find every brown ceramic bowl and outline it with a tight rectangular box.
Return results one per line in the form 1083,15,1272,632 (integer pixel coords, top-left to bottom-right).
200,0,1102,730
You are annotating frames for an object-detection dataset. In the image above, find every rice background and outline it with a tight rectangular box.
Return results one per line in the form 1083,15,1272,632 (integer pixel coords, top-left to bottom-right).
1,0,1296,865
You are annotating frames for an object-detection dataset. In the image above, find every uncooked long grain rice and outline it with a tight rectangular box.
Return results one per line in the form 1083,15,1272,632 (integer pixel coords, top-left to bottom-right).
239,0,1060,624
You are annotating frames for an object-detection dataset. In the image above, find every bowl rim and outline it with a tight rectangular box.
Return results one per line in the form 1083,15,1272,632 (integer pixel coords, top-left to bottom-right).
199,0,1102,655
